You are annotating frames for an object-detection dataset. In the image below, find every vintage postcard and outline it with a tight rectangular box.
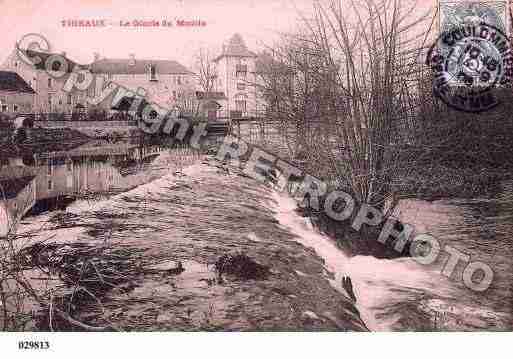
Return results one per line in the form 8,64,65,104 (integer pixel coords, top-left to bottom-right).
0,0,511,356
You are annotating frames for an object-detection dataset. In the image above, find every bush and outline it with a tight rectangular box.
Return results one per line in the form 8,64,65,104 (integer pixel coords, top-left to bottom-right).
22,116,34,128
87,106,107,121
0,113,14,130
71,111,84,121
49,112,66,121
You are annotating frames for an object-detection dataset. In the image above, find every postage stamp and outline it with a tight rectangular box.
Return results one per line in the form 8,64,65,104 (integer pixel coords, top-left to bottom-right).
427,21,513,112
439,1,508,33
427,1,513,112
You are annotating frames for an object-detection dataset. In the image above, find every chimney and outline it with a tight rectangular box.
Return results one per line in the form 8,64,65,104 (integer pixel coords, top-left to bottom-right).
129,53,136,66
93,52,100,62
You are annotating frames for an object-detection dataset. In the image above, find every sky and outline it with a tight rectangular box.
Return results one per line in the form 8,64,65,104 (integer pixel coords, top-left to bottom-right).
0,0,317,69
0,0,449,72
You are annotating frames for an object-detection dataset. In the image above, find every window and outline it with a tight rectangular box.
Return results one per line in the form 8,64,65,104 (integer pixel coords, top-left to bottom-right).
207,109,217,121
177,76,182,85
13,104,19,112
236,64,247,77
1,105,7,112
88,79,96,97
48,78,52,88
149,64,157,81
237,83,245,91
47,161,53,175
66,175,73,188
235,100,246,113
172,91,176,100
66,161,72,171
48,94,52,105
48,180,53,191
67,94,72,105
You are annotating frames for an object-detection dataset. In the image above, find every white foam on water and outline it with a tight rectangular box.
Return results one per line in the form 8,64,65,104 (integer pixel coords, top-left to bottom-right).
269,190,452,331
270,191,379,330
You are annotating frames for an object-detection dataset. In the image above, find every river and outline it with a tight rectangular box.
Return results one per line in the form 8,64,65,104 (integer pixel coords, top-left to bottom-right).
2,140,511,331
273,183,513,331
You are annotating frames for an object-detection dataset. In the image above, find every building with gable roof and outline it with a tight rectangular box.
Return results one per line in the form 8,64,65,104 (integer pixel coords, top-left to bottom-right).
2,46,88,115
89,53,196,112
0,70,36,115
2,45,196,117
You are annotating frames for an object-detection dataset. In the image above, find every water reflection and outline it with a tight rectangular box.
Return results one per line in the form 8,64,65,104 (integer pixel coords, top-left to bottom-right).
0,141,171,224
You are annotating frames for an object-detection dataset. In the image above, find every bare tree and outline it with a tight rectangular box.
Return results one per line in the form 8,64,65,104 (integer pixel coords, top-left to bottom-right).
195,47,218,94
255,0,433,213
176,47,219,121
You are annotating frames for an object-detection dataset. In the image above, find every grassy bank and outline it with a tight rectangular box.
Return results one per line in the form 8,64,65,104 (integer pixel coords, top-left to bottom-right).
396,165,509,202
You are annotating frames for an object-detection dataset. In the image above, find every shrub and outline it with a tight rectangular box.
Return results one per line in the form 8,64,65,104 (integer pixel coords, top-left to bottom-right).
0,113,14,131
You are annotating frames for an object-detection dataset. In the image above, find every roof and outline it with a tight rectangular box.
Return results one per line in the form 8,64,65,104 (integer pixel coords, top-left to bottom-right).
90,58,193,75
0,166,36,199
196,91,227,100
18,48,83,73
214,34,257,62
0,71,35,94
0,166,36,181
16,47,192,75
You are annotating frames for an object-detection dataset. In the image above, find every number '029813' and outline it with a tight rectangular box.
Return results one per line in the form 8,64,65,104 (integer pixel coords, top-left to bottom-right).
18,341,50,350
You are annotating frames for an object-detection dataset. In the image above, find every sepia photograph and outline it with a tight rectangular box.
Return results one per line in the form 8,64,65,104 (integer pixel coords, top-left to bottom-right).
0,0,512,356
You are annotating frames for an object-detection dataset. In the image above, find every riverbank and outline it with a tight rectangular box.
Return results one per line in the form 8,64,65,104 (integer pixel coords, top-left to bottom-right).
0,127,90,158
397,164,510,202
12,153,367,331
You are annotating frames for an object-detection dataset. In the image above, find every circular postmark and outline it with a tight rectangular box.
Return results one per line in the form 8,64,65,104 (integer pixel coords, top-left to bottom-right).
426,22,513,113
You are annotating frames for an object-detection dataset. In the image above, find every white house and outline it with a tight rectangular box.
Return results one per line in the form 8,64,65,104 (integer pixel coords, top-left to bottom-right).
213,34,261,118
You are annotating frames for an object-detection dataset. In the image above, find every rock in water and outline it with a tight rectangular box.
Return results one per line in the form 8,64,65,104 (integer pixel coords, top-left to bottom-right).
342,276,357,303
214,253,270,281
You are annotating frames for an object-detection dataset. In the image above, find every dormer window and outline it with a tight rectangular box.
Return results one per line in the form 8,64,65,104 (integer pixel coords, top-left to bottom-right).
149,64,157,81
128,54,136,66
